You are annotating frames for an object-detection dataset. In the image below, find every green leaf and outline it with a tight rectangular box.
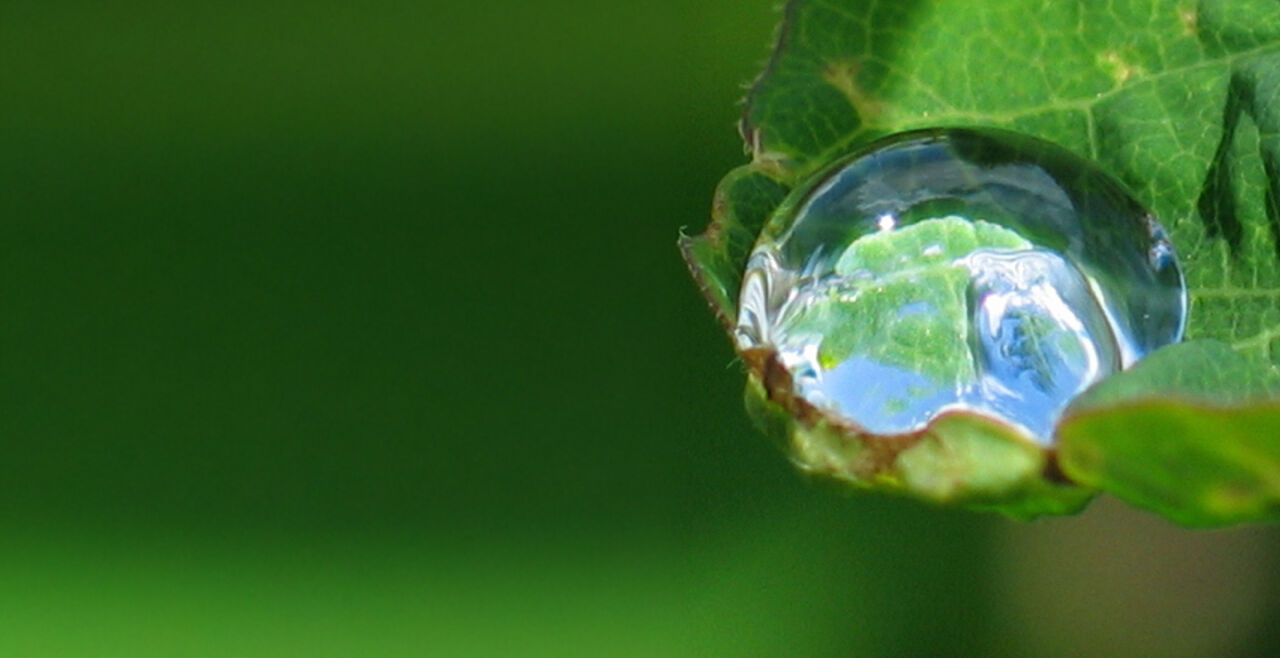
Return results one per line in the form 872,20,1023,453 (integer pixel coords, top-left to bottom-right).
698,0,1280,350
1056,340,1280,525
680,166,790,331
1059,400,1280,526
682,0,1280,524
742,376,1093,520
1067,340,1280,410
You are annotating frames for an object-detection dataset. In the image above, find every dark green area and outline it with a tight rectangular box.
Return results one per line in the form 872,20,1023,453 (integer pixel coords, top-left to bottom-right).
4,1,1280,655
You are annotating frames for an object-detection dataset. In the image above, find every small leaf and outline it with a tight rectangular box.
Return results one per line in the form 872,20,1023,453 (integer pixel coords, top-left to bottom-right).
1067,340,1280,409
1057,341,1280,526
683,0,1280,524
743,372,1093,520
1059,402,1280,526
680,166,789,330
715,0,1280,358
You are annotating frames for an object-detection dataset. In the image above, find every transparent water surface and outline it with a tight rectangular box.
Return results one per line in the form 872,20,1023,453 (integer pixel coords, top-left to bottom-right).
735,128,1187,443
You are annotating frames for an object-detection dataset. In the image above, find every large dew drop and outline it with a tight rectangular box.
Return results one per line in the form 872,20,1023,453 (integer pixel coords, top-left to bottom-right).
735,128,1187,443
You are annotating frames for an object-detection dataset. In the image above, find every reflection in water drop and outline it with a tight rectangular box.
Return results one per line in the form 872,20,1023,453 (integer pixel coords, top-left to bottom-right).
735,128,1187,444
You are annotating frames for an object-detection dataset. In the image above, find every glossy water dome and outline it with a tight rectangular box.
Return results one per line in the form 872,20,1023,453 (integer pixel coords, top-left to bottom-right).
735,128,1187,443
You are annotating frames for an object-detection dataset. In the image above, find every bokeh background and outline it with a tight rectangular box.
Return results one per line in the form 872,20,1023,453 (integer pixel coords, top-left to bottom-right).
3,1,1280,655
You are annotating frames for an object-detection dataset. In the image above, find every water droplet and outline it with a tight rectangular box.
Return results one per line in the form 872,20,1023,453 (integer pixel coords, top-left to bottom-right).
735,128,1187,443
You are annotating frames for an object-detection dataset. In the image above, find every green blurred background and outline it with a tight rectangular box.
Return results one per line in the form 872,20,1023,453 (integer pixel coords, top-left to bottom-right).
3,1,1280,655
